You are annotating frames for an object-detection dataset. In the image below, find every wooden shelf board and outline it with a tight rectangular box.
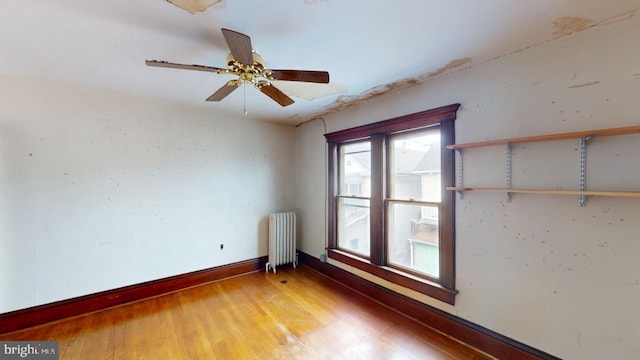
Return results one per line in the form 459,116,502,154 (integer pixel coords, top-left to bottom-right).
446,187,640,198
447,125,640,150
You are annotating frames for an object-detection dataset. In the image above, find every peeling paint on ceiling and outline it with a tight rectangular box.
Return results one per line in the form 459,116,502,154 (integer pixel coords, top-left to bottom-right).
6,1,640,124
318,57,472,116
549,8,639,39
425,57,473,78
552,17,595,38
489,8,639,68
167,0,224,14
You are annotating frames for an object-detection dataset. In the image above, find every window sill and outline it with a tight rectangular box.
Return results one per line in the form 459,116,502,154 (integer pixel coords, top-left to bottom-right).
327,249,458,305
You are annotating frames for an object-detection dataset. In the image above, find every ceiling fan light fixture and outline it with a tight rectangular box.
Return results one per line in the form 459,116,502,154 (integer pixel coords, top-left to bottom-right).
145,28,329,107
222,52,271,85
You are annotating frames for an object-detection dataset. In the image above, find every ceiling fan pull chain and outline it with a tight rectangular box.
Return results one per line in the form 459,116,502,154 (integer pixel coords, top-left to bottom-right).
243,83,248,115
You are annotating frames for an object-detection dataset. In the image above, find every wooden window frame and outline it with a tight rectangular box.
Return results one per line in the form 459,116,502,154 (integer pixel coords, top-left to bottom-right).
325,104,460,304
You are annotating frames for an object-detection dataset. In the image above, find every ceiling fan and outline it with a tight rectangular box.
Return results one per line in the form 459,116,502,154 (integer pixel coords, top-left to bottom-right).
145,28,330,107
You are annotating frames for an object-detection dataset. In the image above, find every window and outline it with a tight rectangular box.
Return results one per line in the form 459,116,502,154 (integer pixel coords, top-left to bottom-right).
387,129,441,278
325,104,459,304
338,141,371,257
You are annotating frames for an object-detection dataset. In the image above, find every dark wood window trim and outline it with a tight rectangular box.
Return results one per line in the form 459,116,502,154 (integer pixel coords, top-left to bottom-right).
325,104,461,143
325,104,460,305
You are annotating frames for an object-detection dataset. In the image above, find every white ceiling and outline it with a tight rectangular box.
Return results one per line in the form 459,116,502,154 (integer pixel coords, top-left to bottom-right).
3,0,639,125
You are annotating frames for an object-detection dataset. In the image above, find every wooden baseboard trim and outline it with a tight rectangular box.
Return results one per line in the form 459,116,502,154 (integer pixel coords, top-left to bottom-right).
0,256,268,335
298,251,559,360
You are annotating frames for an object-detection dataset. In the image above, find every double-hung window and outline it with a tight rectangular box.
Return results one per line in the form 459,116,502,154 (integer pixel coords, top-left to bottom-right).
326,104,459,304
337,141,371,257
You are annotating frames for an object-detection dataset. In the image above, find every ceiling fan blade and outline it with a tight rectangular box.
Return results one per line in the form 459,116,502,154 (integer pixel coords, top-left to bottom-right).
221,28,253,66
206,82,239,101
145,60,224,73
256,81,294,107
269,69,330,83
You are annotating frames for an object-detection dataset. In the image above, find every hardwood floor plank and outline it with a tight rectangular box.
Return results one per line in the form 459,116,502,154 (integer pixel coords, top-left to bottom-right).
0,265,492,359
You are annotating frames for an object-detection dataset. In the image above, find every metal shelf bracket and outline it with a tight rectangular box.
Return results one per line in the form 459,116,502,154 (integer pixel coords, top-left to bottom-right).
456,149,464,200
506,143,513,203
579,137,591,207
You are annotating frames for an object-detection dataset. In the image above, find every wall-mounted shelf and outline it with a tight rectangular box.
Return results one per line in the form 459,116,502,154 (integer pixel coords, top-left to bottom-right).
447,125,640,206
446,125,640,150
446,187,640,198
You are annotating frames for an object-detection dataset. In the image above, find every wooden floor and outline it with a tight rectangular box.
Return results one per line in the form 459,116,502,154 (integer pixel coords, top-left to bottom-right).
1,265,491,359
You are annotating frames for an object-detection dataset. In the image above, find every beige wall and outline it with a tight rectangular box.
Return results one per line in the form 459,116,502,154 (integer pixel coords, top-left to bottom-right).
295,14,640,360
0,75,296,313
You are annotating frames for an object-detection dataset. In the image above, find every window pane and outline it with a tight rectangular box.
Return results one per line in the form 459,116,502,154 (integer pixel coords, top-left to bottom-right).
338,197,370,257
390,130,440,202
340,141,371,197
387,202,439,278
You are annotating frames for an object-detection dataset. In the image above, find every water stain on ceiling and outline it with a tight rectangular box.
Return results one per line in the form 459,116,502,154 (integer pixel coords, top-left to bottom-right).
311,7,637,119
552,8,640,38
167,0,224,14
552,17,595,38
319,57,472,115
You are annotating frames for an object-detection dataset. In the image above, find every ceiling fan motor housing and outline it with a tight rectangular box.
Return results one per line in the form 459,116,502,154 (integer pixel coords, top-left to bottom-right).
224,52,273,84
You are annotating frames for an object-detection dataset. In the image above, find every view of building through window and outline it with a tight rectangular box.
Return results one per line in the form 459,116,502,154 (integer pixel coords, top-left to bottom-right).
326,104,458,303
337,131,441,277
338,141,371,257
387,129,441,278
